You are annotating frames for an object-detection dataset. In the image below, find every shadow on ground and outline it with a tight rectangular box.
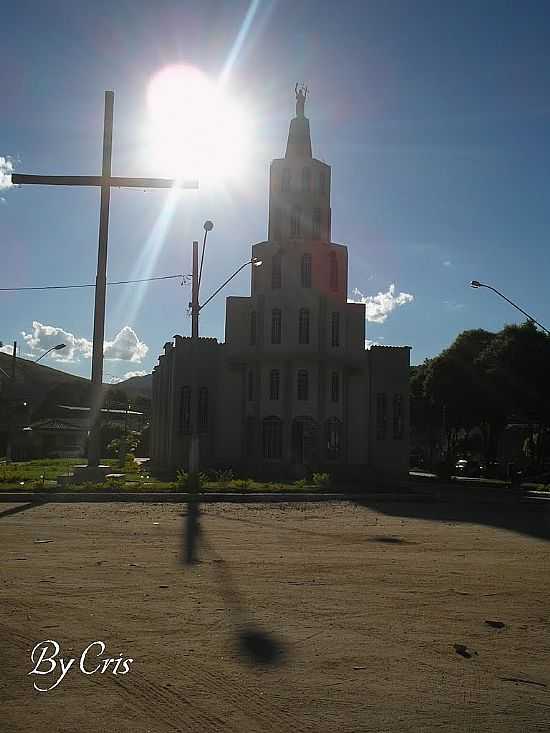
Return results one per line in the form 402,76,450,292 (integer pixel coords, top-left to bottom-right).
353,495,550,542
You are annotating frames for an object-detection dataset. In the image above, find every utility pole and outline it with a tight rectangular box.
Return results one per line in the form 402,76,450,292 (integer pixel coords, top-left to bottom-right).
5,341,17,462
184,241,201,564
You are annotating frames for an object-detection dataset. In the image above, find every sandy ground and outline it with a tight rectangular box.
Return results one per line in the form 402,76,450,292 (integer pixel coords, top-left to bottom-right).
1,498,550,733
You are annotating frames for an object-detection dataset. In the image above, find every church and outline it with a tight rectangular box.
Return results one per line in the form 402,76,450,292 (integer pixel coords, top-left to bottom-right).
151,87,410,481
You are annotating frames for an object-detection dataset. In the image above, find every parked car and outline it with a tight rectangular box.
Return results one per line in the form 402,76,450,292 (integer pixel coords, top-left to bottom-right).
455,458,483,477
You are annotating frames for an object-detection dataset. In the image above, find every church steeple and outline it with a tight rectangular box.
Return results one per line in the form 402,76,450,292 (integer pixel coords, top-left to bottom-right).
285,84,312,159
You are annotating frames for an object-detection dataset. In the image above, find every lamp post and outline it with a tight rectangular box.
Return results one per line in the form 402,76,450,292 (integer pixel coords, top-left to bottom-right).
1,341,67,460
184,223,262,563
470,281,550,335
35,343,67,363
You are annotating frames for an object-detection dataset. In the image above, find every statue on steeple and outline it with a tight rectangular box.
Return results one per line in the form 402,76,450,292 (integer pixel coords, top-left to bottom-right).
295,83,308,117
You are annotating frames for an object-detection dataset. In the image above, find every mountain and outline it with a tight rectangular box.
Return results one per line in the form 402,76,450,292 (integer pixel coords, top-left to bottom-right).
1,353,153,416
115,372,152,398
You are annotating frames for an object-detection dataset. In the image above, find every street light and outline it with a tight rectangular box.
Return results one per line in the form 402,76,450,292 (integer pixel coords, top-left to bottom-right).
35,343,67,363
184,223,263,563
470,281,549,335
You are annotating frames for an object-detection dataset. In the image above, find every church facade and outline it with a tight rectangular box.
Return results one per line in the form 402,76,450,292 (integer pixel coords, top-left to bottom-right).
152,89,410,481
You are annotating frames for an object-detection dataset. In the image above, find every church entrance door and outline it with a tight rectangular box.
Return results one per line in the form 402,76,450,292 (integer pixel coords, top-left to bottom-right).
291,417,318,465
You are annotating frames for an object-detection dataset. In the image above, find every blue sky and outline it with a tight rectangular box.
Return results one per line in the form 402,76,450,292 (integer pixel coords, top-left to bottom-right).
1,0,549,378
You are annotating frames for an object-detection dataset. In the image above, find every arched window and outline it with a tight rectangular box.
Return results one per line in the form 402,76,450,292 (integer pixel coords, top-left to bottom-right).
269,369,280,400
290,206,301,237
247,370,254,401
297,369,309,400
180,386,191,434
271,253,282,289
376,393,387,440
331,311,340,347
301,253,312,288
298,308,310,345
393,393,404,440
250,311,257,346
262,416,282,459
302,167,311,192
271,308,282,344
326,418,342,459
281,168,291,192
329,252,338,290
312,208,321,239
198,387,208,432
331,371,339,402
245,416,256,455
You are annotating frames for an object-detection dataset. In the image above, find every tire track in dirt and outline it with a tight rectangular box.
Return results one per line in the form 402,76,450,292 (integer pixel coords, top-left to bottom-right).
153,655,318,733
114,669,230,733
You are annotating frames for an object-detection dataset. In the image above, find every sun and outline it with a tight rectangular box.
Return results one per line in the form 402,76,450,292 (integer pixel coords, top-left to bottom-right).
146,65,251,183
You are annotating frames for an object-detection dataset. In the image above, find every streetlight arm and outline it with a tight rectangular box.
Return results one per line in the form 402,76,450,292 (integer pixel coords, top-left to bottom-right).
473,281,550,335
199,260,257,312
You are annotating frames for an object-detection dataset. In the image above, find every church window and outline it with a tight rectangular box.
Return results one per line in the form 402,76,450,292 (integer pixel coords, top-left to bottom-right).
301,253,312,287
245,416,256,455
326,417,342,459
319,169,326,194
331,311,340,347
376,392,387,440
297,369,309,400
250,311,257,346
271,253,282,289
269,369,280,400
262,416,282,459
271,308,282,344
272,207,282,240
393,393,404,440
312,208,321,238
198,387,208,432
302,167,311,192
298,308,310,345
180,386,191,434
282,168,291,192
290,206,301,237
247,370,254,401
329,252,338,290
331,371,339,402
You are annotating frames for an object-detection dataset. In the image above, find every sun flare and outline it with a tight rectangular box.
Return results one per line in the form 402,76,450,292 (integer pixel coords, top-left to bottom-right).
146,65,251,183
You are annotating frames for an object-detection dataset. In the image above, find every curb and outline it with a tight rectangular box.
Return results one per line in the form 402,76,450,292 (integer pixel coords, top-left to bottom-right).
0,491,434,504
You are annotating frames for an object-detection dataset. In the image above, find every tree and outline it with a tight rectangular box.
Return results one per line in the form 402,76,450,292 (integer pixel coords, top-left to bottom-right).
477,321,550,469
422,329,506,463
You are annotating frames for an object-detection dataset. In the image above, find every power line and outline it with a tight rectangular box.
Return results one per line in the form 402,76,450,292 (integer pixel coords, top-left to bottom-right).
0,274,190,292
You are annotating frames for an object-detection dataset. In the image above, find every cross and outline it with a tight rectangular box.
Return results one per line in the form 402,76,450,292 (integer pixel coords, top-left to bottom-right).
12,90,198,468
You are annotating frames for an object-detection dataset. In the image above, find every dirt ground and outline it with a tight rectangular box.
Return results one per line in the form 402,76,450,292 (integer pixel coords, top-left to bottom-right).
1,498,550,732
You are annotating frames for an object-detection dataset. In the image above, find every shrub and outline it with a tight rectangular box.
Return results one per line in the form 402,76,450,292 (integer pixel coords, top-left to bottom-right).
175,470,205,491
294,478,308,488
229,478,250,490
214,468,234,483
312,472,331,489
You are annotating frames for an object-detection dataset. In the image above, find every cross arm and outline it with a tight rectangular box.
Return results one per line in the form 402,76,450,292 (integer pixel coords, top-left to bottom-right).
11,174,198,189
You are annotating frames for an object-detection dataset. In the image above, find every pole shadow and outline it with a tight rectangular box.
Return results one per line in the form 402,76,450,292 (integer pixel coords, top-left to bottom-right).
180,495,286,667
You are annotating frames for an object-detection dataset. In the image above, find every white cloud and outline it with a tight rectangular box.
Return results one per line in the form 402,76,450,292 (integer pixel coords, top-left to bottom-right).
104,327,148,362
0,342,15,355
350,283,414,323
22,322,92,363
443,260,452,268
365,339,381,349
21,322,148,363
0,156,14,190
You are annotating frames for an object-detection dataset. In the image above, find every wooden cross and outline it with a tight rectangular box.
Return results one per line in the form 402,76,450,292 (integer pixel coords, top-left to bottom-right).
12,90,198,468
